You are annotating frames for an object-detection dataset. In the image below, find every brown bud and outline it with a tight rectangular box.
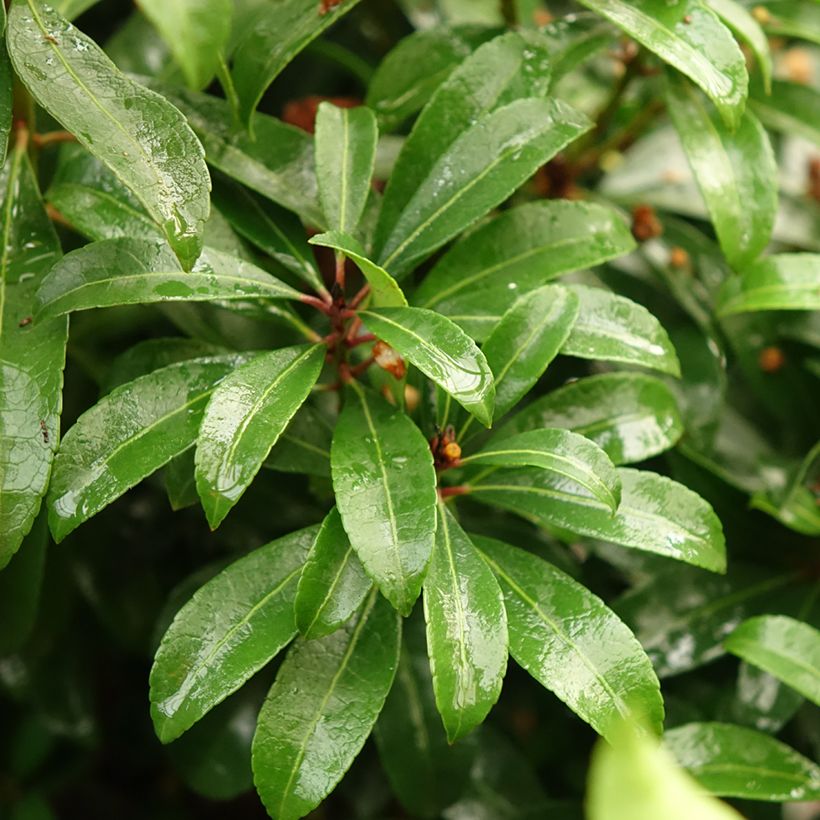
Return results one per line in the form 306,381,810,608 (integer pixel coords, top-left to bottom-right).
281,95,360,133
631,204,663,242
532,9,553,26
751,5,771,24
669,246,690,269
808,157,820,203
443,441,462,462
759,346,786,373
404,385,420,413
373,340,406,380
319,0,343,15
782,47,813,85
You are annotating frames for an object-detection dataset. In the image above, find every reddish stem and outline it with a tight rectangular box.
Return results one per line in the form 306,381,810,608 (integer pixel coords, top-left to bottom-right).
32,130,76,147
349,283,371,309
347,332,376,349
335,253,346,290
300,293,333,315
438,485,469,498
349,355,375,377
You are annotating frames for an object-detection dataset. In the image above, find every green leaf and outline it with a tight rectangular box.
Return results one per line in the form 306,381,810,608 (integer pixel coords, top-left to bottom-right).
666,75,777,269
725,615,820,706
331,382,437,615
480,285,579,421
500,372,683,465
366,25,499,131
471,468,726,572
309,231,407,307
232,0,364,128
47,355,248,542
138,0,230,89
194,345,324,529
34,238,301,319
0,5,12,167
315,103,377,236
664,722,820,801
211,179,326,296
573,0,747,128
7,0,210,270
0,144,68,568
476,537,664,740
374,612,476,817
750,80,820,148
705,0,771,93
252,589,400,820
361,307,495,427
423,505,507,742
294,507,372,640
376,97,591,276
264,402,332,479
461,429,622,513
374,31,552,260
757,1,820,45
158,86,323,227
716,254,820,316
562,285,681,376
616,564,803,678
587,721,743,820
540,13,616,82
413,201,635,341
149,525,316,743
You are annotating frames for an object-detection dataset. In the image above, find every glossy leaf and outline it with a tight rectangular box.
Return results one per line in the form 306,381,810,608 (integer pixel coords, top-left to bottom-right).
265,403,332,479
35,238,301,319
376,97,591,276
47,355,248,542
666,75,777,269
540,13,615,82
331,382,437,615
573,0,747,128
423,505,507,742
664,722,820,801
461,429,622,513
724,615,820,706
413,201,635,341
366,25,498,131
500,372,684,465
471,468,726,572
139,0,230,90
149,526,317,743
705,0,771,92
315,103,377,236
562,285,681,376
481,285,579,421
587,721,743,820
716,254,820,316
294,507,372,640
476,537,664,739
374,31,552,258
195,345,324,529
310,231,407,307
0,143,68,567
750,80,820,148
7,0,209,270
0,4,11,167
252,590,399,820
361,307,494,426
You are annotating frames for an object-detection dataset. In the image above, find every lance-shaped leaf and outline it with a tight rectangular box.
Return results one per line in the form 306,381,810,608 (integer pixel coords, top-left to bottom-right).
294,507,372,640
500,372,683,465
0,5,11,166
7,0,209,269
47,355,249,542
212,179,325,295
573,0,747,128
315,103,377,236
149,525,317,743
374,30,552,257
34,238,301,319
476,537,664,740
562,285,681,376
716,254,820,316
423,505,507,742
252,590,400,820
471,468,726,572
0,143,68,568
310,231,407,307
666,75,776,269
361,307,494,427
460,429,622,513
587,721,743,820
377,97,591,275
195,345,324,529
664,722,820,802
541,13,616,82
265,403,332,479
374,612,476,817
481,285,579,422
138,0,231,90
750,80,820,148
413,201,635,341
725,615,820,706
331,383,437,615
232,0,364,128
705,0,771,92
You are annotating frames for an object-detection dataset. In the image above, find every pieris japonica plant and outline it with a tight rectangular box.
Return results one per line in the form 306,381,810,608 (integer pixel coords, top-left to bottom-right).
1,0,819,818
